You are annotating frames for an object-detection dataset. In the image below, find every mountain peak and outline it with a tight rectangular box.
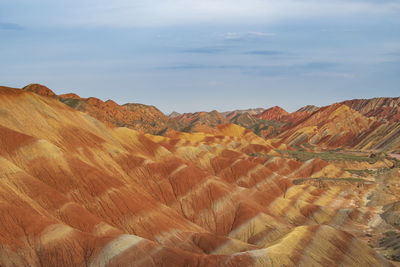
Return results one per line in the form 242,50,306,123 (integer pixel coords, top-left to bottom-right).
296,105,319,113
59,93,81,99
256,106,289,120
169,111,181,118
22,83,56,97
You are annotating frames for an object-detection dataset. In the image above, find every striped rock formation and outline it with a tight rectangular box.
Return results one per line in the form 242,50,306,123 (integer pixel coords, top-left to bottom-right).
0,85,399,266
22,83,179,135
277,103,400,153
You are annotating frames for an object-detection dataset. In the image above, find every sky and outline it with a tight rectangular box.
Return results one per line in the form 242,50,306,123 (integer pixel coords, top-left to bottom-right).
1,0,400,114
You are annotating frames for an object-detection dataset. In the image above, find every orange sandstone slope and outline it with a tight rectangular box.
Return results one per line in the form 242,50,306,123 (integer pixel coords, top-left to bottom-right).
255,106,289,121
342,97,400,122
172,110,284,140
221,108,266,120
173,110,229,132
296,105,320,113
277,103,400,152
278,103,375,148
0,85,393,266
22,83,179,134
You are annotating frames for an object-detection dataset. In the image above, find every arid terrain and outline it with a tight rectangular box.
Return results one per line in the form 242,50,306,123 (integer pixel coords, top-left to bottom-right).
0,84,399,266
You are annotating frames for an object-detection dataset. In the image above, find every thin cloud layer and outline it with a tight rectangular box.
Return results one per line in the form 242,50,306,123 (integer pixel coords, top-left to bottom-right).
223,32,275,41
0,22,24,30
2,0,400,28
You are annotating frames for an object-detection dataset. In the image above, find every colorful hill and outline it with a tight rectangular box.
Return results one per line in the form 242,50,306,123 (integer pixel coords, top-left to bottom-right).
0,85,399,266
172,110,229,133
255,106,289,121
22,83,179,135
342,97,400,122
221,108,265,120
21,84,400,154
278,104,375,147
276,103,400,153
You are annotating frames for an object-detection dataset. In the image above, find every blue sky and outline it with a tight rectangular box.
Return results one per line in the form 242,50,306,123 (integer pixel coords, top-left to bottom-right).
1,0,399,113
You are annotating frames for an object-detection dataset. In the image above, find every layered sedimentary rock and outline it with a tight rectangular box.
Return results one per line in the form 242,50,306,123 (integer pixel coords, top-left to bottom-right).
278,104,375,147
296,105,320,113
173,110,229,132
255,106,289,121
221,108,266,120
23,84,400,154
342,97,400,122
0,85,397,266
22,83,178,134
276,103,400,153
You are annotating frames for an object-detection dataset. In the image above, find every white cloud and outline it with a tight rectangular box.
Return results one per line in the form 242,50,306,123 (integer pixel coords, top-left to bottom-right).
223,32,242,40
223,31,275,41
248,32,276,37
3,0,400,28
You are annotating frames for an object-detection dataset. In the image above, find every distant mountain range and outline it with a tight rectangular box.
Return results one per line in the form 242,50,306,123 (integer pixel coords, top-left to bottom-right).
21,83,400,153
